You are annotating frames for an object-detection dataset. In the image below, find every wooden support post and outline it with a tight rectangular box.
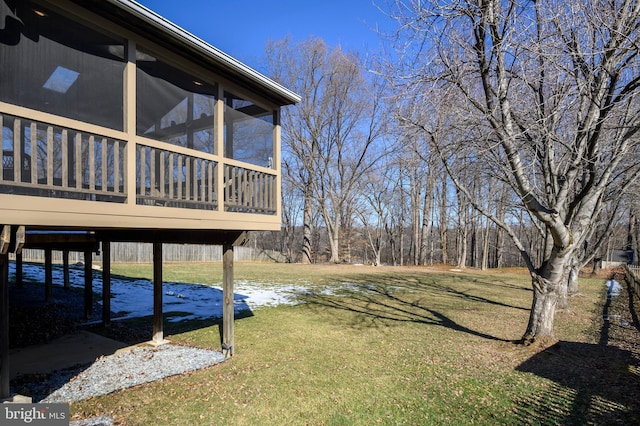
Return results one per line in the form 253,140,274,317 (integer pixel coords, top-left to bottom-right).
0,253,10,399
102,241,111,327
45,249,53,302
15,226,24,288
152,241,165,344
63,250,70,290
15,252,22,287
84,250,93,320
222,242,234,357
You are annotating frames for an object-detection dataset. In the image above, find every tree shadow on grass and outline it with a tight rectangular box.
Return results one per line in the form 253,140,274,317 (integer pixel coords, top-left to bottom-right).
514,280,640,425
302,273,519,342
337,272,530,311
515,341,640,425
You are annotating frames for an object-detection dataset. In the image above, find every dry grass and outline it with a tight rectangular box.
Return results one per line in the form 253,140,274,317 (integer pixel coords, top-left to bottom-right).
70,264,640,425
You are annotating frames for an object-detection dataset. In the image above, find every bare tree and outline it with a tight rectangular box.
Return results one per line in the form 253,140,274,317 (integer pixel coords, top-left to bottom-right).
357,162,397,266
280,172,304,262
265,37,387,263
494,182,510,268
439,177,449,265
264,37,319,263
419,156,437,265
388,0,640,342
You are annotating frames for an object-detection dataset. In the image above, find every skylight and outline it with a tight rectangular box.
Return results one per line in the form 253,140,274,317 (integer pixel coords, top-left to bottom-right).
43,66,80,93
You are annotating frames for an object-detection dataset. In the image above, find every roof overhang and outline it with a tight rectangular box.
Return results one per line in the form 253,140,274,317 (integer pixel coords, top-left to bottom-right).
72,0,300,106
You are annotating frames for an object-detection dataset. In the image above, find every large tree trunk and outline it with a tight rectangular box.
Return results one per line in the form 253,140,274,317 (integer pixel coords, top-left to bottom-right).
373,243,381,267
494,185,508,268
322,202,341,263
456,189,469,269
567,262,580,296
389,233,397,266
328,227,340,263
398,219,405,266
469,224,476,268
301,189,313,264
457,215,468,268
419,165,435,265
523,282,558,344
481,221,490,271
410,169,421,266
440,180,448,265
522,252,570,343
633,210,640,265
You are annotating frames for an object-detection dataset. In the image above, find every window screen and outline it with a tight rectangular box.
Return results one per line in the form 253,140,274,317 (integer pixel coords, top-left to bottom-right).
224,92,275,168
137,50,217,154
0,0,125,130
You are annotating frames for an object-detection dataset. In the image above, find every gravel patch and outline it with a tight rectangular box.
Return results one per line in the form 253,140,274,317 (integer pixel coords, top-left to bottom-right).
70,416,113,426
38,344,226,403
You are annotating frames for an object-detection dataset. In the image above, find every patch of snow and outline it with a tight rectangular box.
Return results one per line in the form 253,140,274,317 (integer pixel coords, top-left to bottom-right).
7,262,304,323
606,279,622,297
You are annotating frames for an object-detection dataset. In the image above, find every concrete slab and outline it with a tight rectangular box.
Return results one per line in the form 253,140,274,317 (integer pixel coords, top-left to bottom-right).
9,331,128,379
146,338,170,347
1,394,32,403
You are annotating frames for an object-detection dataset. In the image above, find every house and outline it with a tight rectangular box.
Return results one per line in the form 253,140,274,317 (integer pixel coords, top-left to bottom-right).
0,0,299,399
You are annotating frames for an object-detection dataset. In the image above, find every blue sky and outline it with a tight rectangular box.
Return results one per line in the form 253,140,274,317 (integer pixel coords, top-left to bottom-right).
136,0,395,69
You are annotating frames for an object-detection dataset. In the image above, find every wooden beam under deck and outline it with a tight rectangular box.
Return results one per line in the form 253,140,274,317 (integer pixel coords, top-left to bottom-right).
4,227,246,248
95,229,248,246
19,231,100,252
0,226,9,255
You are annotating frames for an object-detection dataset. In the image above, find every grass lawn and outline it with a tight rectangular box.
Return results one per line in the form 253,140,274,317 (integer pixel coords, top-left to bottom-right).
72,264,640,425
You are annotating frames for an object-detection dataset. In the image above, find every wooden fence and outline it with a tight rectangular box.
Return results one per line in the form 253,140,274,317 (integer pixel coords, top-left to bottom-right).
12,243,287,264
624,265,640,301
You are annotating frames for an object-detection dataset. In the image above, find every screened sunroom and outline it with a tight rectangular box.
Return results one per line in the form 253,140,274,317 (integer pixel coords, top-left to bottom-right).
0,0,299,230
0,0,299,401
